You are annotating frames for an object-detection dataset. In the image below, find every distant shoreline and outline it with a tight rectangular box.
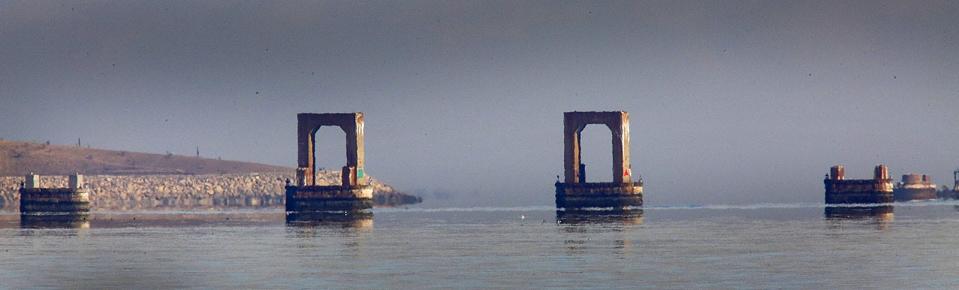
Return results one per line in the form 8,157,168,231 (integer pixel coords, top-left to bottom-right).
0,172,421,210
0,140,289,176
0,140,421,209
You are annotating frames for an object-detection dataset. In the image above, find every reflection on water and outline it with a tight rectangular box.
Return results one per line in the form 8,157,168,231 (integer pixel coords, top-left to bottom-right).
824,205,894,230
20,214,91,229
4,210,376,230
555,209,641,257
556,209,644,225
0,195,285,212
285,212,374,230
824,205,894,219
0,211,284,229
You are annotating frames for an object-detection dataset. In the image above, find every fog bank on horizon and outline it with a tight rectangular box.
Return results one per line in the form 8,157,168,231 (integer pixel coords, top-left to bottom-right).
2,0,958,206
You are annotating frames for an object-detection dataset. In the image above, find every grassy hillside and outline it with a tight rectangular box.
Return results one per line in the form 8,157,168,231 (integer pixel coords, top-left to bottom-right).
0,140,291,176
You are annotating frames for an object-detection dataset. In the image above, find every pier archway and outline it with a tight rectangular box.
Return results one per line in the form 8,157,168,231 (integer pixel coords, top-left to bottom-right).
297,113,366,187
579,124,614,183
563,111,632,184
311,126,347,185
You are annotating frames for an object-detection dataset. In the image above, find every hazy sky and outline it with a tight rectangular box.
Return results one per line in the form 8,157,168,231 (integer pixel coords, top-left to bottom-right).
2,0,958,206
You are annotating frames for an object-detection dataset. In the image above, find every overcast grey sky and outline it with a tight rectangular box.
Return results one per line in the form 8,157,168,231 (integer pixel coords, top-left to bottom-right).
2,0,958,206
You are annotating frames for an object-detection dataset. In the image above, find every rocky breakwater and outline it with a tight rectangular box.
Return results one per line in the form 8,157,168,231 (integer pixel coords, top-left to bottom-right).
0,171,421,211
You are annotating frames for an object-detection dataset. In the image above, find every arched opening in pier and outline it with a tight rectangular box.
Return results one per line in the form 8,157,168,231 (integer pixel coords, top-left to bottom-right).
312,126,347,186
579,124,614,183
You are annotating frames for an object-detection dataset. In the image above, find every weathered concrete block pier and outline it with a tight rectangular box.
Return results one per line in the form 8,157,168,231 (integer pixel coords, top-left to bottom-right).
555,111,643,209
285,113,373,214
824,165,893,204
893,173,938,201
19,173,91,215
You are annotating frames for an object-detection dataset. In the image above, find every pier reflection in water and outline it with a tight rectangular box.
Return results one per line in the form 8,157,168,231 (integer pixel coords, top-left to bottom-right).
555,209,644,225
285,211,374,230
824,205,894,219
0,211,285,229
19,214,91,229
555,209,642,257
0,195,285,212
824,205,894,230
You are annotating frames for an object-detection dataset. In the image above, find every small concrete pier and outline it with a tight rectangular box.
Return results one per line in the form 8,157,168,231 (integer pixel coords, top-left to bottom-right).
893,173,938,201
555,111,643,209
285,113,373,214
824,165,893,204
19,173,92,215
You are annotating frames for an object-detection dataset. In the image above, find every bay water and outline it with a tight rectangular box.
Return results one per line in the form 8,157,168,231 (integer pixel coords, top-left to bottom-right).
1,201,958,289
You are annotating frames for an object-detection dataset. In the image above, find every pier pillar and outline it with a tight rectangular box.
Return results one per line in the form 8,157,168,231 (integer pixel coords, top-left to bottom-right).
830,165,845,180
342,166,357,187
69,174,83,189
24,173,40,189
874,164,890,180
954,169,958,192
295,168,307,186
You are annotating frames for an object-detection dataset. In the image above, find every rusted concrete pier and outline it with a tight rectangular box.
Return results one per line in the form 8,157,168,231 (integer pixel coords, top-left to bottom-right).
19,173,91,215
285,113,373,213
555,111,643,209
893,173,938,201
824,165,893,204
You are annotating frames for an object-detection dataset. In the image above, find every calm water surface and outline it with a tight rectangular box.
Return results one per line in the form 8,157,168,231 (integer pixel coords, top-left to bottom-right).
2,201,959,289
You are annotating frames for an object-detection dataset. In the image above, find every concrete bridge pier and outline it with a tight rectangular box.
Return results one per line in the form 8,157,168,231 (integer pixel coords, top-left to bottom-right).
19,173,92,216
286,113,373,214
555,111,643,209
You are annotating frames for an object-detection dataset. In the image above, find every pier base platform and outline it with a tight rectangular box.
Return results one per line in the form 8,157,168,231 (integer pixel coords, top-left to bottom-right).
19,188,91,214
893,188,938,202
555,182,643,209
285,185,373,213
